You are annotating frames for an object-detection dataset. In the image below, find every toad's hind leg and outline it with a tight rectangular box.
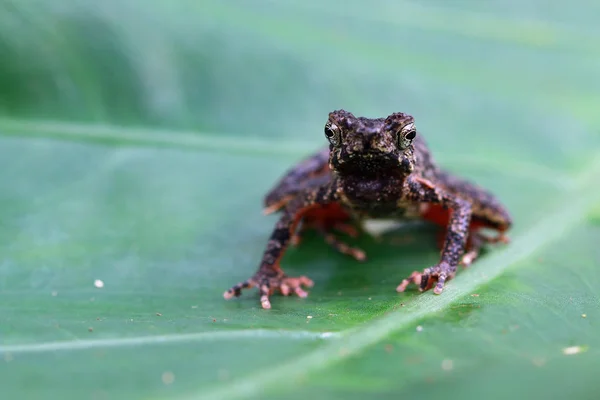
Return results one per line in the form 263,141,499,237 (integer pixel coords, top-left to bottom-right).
460,231,486,267
319,225,366,261
292,219,366,262
461,230,511,266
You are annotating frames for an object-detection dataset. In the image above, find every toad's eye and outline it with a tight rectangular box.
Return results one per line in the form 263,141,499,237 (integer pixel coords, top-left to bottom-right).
324,123,340,146
324,125,334,138
397,123,416,148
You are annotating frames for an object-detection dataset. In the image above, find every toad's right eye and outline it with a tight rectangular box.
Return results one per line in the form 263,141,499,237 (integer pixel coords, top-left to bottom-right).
324,123,340,146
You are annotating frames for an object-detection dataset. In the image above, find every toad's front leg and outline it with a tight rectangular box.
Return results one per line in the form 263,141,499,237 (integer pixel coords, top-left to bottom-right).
397,177,472,294
224,186,336,309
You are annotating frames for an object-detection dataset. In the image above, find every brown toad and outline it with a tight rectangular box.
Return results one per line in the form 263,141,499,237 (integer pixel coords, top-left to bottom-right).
224,110,512,309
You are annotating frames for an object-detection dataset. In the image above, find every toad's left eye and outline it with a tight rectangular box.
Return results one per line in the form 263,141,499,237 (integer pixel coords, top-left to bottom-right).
397,123,416,148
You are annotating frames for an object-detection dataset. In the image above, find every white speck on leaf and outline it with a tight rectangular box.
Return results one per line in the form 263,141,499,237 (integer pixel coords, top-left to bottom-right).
562,345,587,355
94,279,104,288
307,315,313,319
162,371,175,385
416,325,423,332
441,359,453,371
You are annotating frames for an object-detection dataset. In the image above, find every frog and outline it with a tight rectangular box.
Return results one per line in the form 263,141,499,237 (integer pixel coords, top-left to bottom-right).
224,109,512,309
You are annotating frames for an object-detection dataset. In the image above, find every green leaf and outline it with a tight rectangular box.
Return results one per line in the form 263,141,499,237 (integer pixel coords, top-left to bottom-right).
1,1,600,399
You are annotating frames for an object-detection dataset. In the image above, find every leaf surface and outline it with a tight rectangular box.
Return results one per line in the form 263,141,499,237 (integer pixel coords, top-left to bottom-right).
1,1,600,399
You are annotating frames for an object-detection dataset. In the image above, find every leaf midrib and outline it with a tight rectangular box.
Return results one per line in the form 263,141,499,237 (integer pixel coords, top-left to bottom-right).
193,156,600,400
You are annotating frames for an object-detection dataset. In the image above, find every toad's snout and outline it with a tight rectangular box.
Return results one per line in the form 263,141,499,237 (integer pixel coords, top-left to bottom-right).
347,132,379,153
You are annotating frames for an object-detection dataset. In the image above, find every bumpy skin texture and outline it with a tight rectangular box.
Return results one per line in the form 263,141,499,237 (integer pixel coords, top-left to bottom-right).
224,110,512,309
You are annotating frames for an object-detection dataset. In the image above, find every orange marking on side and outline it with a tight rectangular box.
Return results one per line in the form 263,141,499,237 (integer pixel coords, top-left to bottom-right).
300,203,350,224
263,196,293,215
415,177,436,189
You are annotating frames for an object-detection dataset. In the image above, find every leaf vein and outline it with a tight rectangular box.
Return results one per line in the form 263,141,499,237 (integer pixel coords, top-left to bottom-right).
0,329,338,355
0,118,570,187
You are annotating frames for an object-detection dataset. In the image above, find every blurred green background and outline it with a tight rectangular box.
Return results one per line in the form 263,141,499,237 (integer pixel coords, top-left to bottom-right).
1,1,600,399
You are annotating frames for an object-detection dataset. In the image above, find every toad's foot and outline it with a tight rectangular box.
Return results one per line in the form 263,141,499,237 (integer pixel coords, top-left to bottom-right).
396,261,456,295
223,273,314,309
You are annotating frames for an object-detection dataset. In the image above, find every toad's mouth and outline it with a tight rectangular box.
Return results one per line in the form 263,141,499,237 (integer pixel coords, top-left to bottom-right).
334,151,400,174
